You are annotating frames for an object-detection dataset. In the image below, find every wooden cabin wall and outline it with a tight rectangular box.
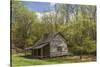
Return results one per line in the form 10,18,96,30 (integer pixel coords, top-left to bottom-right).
50,35,68,57
43,44,50,57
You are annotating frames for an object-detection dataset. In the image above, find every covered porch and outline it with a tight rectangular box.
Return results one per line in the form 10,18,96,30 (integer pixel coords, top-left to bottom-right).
25,43,50,58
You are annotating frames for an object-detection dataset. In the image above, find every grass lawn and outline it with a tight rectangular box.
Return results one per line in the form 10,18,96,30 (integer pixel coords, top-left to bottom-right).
11,54,96,67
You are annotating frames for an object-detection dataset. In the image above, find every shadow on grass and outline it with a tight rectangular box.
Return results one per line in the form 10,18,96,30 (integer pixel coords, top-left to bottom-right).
18,55,75,63
18,54,96,64
19,55,38,59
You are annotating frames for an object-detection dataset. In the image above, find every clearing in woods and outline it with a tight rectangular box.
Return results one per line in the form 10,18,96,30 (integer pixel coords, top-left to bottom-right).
12,54,96,67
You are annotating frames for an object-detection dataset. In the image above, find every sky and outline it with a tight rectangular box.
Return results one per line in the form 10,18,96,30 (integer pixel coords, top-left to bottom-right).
22,2,56,12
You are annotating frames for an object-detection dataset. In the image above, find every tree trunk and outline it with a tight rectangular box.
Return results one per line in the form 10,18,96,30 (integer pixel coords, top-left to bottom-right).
80,49,82,60
80,55,82,59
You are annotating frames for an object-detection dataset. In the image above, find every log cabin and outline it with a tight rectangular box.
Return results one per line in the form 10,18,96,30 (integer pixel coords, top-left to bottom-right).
25,32,69,58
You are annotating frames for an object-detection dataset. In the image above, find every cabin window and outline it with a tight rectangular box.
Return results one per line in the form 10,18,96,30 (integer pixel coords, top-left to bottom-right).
57,46,62,52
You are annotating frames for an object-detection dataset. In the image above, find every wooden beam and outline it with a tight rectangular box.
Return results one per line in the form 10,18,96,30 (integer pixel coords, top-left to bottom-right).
37,49,38,57
25,49,27,56
41,48,43,58
32,49,33,56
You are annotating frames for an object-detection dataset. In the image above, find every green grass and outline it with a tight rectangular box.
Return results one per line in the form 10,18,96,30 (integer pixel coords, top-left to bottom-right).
12,54,96,67
12,54,54,66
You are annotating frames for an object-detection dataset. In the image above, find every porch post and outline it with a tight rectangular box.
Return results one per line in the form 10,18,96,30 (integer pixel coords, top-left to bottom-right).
41,48,43,58
37,49,38,57
32,49,33,56
25,49,27,56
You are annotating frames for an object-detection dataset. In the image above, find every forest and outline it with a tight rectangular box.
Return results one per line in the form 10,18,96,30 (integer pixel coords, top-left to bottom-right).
11,0,96,66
